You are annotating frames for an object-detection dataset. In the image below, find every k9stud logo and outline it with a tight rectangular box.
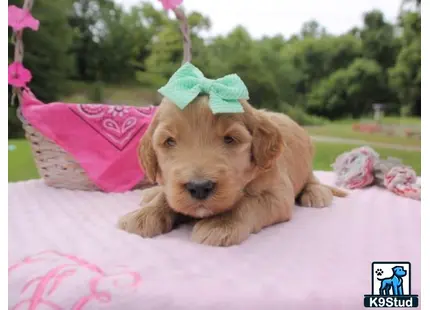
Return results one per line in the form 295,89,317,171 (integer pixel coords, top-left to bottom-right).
364,262,419,308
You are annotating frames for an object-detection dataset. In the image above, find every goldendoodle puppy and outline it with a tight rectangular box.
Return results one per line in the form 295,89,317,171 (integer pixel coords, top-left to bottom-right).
118,96,346,246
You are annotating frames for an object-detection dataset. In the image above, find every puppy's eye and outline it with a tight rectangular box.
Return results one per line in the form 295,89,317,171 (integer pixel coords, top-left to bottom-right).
164,137,176,147
223,136,235,144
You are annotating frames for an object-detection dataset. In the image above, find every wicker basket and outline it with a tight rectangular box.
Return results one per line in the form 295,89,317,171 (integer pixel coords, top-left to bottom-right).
20,111,150,191
12,0,191,191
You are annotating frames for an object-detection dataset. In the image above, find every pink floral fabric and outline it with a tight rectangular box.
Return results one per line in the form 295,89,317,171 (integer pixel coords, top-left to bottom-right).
21,89,158,192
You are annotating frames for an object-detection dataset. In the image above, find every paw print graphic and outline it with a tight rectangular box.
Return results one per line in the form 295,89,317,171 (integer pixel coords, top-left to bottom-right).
375,268,384,276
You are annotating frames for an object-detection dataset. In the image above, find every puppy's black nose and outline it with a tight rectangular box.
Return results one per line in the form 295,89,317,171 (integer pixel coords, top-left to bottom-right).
186,180,215,200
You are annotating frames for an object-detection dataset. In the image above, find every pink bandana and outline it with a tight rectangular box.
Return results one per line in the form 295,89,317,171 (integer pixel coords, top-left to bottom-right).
21,90,157,192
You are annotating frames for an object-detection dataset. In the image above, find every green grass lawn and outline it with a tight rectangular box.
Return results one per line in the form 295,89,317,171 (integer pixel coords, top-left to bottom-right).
8,139,40,182
313,142,420,173
305,121,420,148
332,116,421,126
8,138,421,183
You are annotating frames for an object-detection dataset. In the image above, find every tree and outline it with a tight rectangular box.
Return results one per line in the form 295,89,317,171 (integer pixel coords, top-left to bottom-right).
7,1,421,128
95,2,139,82
205,26,280,109
126,3,167,75
137,8,211,87
9,0,74,101
389,12,421,115
307,59,386,119
280,34,362,105
360,10,398,70
8,0,74,137
256,36,302,108
68,0,130,81
68,0,104,80
300,20,327,38
140,23,184,86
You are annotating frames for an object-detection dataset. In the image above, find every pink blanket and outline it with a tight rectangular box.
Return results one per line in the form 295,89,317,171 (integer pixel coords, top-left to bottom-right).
21,90,157,192
8,172,421,309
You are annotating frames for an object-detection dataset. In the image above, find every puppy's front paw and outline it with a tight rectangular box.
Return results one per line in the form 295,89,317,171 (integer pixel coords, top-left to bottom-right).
298,184,333,208
191,215,251,247
117,206,175,238
140,186,163,204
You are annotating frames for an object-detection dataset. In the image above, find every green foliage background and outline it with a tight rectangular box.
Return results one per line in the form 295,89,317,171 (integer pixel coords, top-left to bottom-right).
7,0,421,137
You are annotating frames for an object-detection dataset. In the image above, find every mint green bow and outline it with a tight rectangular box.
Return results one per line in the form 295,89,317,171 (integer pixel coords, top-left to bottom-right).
158,62,249,114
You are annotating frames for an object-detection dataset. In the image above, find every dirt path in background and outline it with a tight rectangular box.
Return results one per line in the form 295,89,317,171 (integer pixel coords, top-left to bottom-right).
311,135,421,152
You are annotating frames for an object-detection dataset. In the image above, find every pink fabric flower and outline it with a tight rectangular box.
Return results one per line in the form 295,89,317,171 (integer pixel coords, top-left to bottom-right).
8,5,40,31
8,62,32,87
158,0,183,10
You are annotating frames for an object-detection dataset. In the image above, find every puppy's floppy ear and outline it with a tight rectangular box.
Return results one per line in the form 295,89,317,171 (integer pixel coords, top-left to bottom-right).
138,114,159,184
248,110,284,170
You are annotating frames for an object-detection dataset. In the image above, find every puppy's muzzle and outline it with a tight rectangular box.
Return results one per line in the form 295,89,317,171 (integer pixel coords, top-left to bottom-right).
185,179,216,200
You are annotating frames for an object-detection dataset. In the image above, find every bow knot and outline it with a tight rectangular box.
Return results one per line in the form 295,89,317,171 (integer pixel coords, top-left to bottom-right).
158,62,249,114
200,77,214,93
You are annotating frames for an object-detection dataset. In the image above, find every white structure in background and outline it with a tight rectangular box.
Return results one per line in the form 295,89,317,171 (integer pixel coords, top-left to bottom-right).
372,103,385,123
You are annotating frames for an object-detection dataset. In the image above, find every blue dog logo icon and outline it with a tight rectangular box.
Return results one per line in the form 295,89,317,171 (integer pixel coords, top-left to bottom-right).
364,261,419,308
377,266,407,296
